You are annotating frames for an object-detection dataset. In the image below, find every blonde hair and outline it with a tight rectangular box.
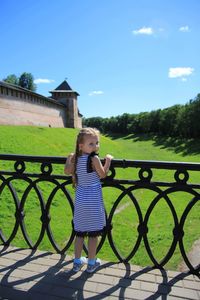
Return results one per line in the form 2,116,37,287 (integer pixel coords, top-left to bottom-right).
72,127,100,187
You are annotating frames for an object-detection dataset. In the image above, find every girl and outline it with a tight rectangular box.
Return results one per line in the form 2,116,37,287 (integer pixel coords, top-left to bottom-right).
64,127,113,273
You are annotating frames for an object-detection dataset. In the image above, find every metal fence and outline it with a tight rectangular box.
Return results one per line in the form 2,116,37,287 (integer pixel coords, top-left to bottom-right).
0,154,199,275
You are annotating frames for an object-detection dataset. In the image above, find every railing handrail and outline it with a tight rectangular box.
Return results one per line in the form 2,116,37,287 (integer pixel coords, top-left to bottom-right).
0,153,199,276
1,153,200,171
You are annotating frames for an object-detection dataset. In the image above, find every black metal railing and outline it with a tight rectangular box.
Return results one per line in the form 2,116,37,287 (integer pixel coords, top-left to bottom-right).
0,154,199,275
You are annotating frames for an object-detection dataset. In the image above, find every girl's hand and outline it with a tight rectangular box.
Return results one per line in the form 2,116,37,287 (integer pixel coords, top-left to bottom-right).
68,152,74,158
92,154,113,178
67,153,75,162
64,153,75,175
105,154,113,160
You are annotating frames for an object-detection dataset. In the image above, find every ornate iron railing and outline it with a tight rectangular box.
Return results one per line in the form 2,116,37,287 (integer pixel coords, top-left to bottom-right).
0,154,199,275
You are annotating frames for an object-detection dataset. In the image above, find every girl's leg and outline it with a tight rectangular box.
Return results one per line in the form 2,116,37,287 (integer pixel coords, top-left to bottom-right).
73,236,87,272
88,236,98,260
86,236,101,273
74,236,84,259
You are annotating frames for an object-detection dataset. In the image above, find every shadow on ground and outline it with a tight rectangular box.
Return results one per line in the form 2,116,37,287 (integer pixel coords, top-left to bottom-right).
106,133,200,156
0,246,198,300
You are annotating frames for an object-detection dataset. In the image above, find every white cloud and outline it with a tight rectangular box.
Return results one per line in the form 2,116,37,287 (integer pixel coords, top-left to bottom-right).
34,78,55,84
132,27,154,35
181,77,187,82
88,90,104,96
168,67,194,78
179,25,190,32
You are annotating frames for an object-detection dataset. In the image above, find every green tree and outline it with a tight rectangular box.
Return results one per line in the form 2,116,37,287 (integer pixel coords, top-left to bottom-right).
158,105,180,136
148,110,161,133
188,94,200,138
137,112,152,133
84,93,200,138
18,72,36,92
127,114,139,133
83,116,105,132
3,72,37,92
3,74,19,85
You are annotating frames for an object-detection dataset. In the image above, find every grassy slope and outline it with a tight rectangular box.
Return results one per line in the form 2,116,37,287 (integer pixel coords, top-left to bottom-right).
0,125,200,270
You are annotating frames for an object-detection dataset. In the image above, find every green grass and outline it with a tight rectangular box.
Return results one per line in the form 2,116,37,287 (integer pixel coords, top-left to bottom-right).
0,125,200,270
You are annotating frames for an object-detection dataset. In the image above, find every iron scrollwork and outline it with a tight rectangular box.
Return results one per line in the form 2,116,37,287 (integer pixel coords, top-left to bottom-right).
0,154,199,275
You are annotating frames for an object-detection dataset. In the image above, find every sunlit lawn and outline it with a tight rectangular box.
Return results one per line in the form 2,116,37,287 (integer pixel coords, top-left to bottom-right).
0,125,200,270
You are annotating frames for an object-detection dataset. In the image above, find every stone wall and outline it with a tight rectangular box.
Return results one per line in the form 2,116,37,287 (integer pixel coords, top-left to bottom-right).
77,113,82,128
0,94,66,127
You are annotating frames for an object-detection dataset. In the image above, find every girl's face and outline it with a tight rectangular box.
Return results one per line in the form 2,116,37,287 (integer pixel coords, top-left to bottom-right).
79,135,99,154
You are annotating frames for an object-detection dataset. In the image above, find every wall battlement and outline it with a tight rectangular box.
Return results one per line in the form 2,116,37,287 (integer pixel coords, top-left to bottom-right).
0,80,82,128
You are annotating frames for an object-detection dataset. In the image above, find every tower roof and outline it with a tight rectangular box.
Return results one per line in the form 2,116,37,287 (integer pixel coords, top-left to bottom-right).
55,80,73,91
49,80,79,96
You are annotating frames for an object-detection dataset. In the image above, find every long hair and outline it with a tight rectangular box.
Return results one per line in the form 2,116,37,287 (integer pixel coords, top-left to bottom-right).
72,127,100,187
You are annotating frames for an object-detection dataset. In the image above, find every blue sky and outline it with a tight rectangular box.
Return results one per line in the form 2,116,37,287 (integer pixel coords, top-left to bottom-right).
1,0,200,118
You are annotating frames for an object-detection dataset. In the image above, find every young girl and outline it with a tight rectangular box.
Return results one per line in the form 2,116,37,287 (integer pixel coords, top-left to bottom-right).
64,127,113,273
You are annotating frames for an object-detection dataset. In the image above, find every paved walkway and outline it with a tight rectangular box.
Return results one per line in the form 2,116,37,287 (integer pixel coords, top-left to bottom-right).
0,246,199,300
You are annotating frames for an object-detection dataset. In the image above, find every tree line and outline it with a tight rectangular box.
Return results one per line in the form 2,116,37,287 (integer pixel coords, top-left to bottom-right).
2,73,36,92
84,93,200,138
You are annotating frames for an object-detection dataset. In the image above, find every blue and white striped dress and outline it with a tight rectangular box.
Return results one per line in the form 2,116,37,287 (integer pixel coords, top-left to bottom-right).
73,154,106,235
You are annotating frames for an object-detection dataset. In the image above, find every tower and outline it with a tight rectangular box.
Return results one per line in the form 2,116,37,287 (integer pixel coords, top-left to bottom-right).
49,80,81,128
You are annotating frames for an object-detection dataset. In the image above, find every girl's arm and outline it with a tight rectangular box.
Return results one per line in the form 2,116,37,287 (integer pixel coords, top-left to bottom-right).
64,153,75,175
92,154,113,178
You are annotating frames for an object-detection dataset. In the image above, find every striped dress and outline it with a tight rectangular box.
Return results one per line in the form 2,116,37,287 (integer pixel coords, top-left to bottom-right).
73,154,106,236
